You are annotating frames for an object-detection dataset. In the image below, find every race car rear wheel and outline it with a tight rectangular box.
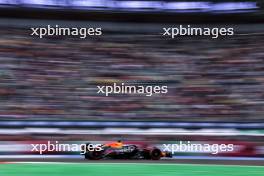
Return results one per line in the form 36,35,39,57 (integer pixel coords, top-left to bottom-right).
150,148,162,160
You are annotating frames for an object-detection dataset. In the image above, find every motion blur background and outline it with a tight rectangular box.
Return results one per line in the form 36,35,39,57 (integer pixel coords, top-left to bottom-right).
0,0,263,161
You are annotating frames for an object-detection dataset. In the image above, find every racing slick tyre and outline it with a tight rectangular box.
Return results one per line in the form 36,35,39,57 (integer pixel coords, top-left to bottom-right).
150,148,162,160
85,150,103,160
143,148,162,160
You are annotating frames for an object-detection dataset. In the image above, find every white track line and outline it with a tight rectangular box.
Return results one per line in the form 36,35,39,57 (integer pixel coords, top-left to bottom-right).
8,162,264,168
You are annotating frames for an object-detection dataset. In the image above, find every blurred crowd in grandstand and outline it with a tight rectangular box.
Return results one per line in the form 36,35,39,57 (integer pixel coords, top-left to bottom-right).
0,28,263,122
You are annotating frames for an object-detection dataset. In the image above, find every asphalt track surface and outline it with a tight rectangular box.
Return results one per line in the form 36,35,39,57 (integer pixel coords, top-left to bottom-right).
2,158,264,166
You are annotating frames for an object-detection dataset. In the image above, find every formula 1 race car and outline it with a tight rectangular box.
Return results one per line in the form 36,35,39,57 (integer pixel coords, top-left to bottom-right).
82,141,172,160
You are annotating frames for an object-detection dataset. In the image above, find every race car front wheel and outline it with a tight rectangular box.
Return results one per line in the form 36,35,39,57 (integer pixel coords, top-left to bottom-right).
85,151,103,160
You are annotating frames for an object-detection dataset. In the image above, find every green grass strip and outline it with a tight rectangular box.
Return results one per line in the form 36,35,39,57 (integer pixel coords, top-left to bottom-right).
0,163,264,176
